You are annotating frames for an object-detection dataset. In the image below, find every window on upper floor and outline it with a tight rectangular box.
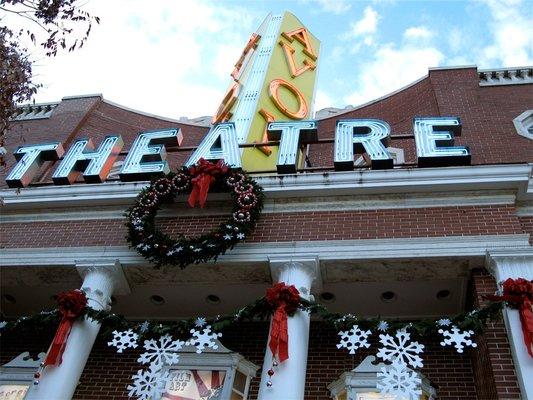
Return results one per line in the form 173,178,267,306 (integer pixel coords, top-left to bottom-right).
513,110,533,140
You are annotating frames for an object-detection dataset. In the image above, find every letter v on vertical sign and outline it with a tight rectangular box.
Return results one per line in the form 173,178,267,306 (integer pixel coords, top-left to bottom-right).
120,129,183,181
414,117,470,167
185,122,242,169
267,120,318,173
52,136,124,184
334,119,393,170
6,142,65,188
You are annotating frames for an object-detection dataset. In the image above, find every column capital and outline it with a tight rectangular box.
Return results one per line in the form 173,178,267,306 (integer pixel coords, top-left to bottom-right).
268,256,322,294
76,259,131,295
485,249,533,282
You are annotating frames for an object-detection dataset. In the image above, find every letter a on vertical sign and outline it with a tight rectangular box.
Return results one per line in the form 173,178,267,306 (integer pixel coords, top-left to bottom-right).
193,12,320,172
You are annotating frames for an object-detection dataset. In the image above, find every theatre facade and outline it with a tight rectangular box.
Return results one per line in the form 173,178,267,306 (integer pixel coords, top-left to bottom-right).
1,11,533,400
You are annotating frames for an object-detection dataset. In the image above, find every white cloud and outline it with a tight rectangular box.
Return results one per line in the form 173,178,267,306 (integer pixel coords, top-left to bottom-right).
299,0,352,14
341,6,380,53
478,0,533,66
315,0,352,14
447,27,463,54
27,0,258,118
349,6,379,37
344,43,444,106
314,90,335,111
403,26,434,41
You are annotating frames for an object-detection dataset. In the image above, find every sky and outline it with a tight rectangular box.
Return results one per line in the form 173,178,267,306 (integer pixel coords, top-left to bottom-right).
10,0,533,120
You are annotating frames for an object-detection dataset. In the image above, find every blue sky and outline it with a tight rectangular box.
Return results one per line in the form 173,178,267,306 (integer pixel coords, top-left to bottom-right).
22,0,533,119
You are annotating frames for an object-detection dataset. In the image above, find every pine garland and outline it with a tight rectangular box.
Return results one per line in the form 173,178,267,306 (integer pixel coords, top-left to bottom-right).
0,296,505,341
126,161,264,269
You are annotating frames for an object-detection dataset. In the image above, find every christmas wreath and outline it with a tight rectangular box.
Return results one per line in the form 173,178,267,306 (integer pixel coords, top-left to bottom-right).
126,159,264,268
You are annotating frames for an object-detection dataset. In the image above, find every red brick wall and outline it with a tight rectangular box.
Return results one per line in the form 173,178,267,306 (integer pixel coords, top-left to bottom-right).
469,269,521,399
4,67,533,189
0,205,523,248
309,68,533,168
1,322,480,400
519,216,533,244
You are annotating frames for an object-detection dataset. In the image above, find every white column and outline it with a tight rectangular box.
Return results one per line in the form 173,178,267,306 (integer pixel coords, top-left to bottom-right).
26,261,129,400
486,249,533,400
258,257,321,400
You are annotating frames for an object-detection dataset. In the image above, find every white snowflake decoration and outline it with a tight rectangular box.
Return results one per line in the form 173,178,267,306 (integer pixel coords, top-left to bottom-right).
336,325,372,354
127,364,170,400
108,329,139,353
377,320,389,332
139,321,150,333
236,233,245,240
188,325,222,354
439,326,477,353
377,359,422,400
166,246,183,256
138,335,185,367
436,318,452,327
223,234,232,240
195,317,207,327
377,331,425,369
0,321,6,329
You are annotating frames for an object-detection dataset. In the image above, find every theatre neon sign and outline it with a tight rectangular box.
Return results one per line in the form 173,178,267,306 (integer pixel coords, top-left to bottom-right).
4,12,471,188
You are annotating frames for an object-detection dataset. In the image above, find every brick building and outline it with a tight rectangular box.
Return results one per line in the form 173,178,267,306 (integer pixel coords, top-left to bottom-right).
1,63,532,400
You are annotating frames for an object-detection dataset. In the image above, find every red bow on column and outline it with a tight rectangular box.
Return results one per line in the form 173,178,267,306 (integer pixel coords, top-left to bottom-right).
265,282,301,363
188,159,228,208
486,278,533,357
44,289,87,367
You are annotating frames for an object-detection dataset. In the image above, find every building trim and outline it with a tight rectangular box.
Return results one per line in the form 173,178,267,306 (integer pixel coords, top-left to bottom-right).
1,234,529,267
478,67,533,86
1,164,531,211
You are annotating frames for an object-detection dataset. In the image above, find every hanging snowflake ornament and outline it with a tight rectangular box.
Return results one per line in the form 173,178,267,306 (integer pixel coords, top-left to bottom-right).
336,325,372,354
436,318,452,327
377,320,389,332
138,321,150,334
127,364,170,400
377,330,425,369
377,359,422,400
195,316,207,328
188,325,222,354
439,326,477,353
108,329,139,353
138,335,185,367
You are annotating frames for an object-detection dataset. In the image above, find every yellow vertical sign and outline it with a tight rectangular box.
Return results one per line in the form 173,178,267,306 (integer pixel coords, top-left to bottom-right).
212,12,320,172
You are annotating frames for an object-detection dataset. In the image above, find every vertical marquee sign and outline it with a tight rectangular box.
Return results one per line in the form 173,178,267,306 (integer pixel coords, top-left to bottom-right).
187,12,320,172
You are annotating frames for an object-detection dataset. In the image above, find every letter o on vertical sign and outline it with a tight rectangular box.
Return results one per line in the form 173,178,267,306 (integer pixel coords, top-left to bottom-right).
212,82,240,124
268,78,308,120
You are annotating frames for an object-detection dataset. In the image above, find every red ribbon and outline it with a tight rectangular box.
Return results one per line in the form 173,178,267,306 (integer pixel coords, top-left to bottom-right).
188,159,228,208
265,282,301,363
485,278,533,358
44,290,87,367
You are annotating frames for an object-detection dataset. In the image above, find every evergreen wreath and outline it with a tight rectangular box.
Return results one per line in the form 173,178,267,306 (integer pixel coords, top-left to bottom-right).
126,159,264,268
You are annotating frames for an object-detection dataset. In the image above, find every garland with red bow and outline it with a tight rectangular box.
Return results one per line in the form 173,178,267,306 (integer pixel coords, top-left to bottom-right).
126,159,264,269
43,290,87,367
265,282,301,363
486,278,533,357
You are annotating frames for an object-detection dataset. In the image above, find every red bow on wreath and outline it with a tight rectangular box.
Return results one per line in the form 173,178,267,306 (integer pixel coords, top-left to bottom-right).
486,278,533,358
265,282,301,363
188,158,228,208
44,289,87,367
